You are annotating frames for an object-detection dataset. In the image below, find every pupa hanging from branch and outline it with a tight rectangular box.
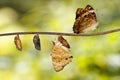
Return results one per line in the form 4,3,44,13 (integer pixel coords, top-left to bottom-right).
14,35,22,51
33,34,41,50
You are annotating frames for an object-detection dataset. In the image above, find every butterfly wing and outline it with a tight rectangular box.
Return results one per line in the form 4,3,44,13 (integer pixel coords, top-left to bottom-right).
84,5,97,20
52,36,73,72
58,35,70,48
73,5,99,34
75,8,84,19
52,43,73,72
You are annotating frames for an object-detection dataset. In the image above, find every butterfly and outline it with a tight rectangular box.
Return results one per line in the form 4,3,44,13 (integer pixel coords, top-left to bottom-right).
52,36,73,72
73,5,99,34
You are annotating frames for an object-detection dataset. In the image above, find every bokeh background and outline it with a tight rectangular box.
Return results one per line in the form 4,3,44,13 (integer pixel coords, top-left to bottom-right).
0,0,120,80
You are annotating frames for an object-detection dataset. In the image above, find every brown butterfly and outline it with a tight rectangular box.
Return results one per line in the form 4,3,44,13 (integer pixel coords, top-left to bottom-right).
73,5,99,34
52,36,73,72
14,35,22,51
33,34,41,50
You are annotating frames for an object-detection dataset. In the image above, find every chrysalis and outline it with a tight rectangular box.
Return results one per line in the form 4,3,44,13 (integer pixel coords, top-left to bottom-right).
33,34,41,50
14,35,22,51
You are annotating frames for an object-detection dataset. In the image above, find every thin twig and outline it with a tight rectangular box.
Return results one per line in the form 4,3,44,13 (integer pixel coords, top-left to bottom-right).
0,28,120,37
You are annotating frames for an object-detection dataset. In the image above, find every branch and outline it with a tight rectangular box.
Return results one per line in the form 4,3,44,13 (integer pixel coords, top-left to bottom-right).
0,28,120,37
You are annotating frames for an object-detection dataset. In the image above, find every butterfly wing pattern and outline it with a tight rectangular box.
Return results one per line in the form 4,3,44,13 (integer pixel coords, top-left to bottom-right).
52,36,73,72
73,5,99,34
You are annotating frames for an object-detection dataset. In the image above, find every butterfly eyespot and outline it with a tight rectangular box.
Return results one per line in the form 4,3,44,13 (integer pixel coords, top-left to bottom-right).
69,56,73,58
65,58,68,60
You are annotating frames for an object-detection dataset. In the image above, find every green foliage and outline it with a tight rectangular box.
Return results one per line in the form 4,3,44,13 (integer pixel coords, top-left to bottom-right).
0,0,120,80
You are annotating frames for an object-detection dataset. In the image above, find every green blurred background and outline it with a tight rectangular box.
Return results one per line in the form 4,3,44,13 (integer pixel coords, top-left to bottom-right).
0,0,120,80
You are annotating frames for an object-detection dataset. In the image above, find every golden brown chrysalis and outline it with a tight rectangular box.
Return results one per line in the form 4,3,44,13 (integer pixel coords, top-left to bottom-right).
52,36,73,72
33,34,41,50
14,35,22,51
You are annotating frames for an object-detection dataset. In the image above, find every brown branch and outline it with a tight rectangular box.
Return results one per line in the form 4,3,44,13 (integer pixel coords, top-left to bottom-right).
0,28,120,37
